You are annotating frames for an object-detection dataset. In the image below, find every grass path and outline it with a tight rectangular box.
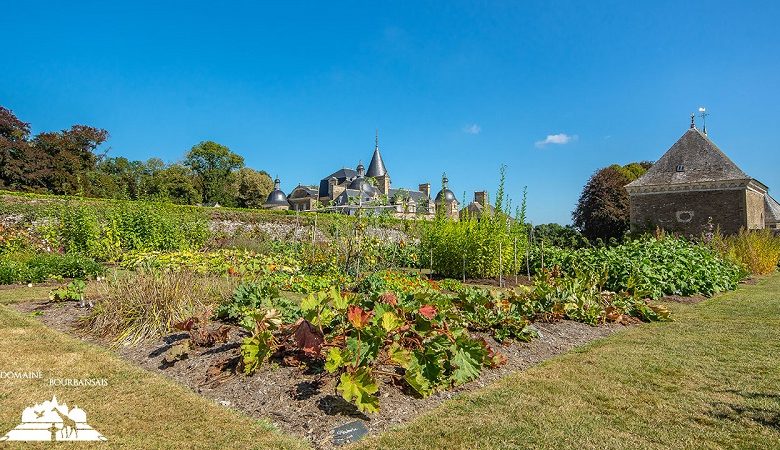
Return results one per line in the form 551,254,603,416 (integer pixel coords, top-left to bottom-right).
354,274,780,450
0,294,307,449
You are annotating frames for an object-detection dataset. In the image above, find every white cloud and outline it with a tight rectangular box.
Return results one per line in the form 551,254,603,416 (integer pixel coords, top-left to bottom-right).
535,133,576,148
463,124,481,135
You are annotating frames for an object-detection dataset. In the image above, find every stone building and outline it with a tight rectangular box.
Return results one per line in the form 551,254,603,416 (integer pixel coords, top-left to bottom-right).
626,118,780,234
461,191,495,219
274,134,460,219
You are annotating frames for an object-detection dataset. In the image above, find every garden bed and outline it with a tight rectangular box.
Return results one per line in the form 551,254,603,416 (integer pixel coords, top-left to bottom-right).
11,296,624,449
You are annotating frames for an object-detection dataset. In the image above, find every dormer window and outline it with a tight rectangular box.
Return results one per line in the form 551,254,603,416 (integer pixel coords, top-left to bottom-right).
676,164,685,172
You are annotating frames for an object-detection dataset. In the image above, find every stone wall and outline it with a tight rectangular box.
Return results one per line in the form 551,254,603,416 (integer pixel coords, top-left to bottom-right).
629,188,747,235
746,189,765,229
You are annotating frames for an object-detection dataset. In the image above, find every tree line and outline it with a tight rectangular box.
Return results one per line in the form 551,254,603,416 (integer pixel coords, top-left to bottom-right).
0,106,274,207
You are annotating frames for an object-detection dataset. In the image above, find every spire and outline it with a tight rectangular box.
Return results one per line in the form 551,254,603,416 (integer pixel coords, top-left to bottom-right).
273,176,281,191
690,113,696,129
699,107,708,135
366,131,388,177
442,172,449,188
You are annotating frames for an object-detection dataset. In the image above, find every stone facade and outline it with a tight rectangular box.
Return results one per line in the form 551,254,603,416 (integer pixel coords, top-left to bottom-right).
629,184,748,235
627,122,777,235
277,134,459,220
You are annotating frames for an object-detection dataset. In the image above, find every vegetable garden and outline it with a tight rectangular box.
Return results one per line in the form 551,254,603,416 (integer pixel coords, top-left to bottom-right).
2,188,779,445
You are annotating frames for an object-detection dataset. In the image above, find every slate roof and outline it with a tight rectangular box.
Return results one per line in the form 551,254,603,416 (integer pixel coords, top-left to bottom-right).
366,146,388,177
462,201,496,216
627,128,750,188
291,185,318,198
389,188,428,203
334,189,374,205
264,178,290,206
319,168,358,197
766,194,780,223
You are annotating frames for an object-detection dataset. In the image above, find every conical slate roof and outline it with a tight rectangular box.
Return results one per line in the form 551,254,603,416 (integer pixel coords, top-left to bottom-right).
366,144,387,177
627,128,750,188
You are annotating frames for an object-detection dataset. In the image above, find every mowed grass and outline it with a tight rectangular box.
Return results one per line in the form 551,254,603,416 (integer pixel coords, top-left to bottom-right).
0,301,307,449
355,274,780,450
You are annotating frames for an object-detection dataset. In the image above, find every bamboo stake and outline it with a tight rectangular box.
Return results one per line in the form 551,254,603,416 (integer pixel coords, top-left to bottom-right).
514,237,518,285
499,241,503,288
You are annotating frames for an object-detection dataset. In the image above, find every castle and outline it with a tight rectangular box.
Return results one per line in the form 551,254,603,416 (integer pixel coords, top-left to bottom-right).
263,134,477,220
627,116,780,234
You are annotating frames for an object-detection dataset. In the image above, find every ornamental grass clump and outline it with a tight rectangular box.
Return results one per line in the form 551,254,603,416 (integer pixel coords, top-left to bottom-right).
80,270,232,344
710,228,780,275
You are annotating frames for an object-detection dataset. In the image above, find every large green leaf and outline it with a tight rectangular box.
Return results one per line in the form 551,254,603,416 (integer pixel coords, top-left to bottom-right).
337,369,380,413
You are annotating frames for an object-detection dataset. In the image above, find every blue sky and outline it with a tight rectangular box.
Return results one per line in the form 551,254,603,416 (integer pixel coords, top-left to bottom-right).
2,1,779,224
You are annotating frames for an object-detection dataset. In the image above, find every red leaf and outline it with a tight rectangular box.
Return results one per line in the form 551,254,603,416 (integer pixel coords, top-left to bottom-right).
174,317,196,331
347,305,372,329
292,319,324,356
379,292,398,306
418,304,437,320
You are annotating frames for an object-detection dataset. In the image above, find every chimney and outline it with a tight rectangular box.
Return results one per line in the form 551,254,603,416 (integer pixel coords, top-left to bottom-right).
328,177,338,199
474,191,488,206
419,183,431,198
377,175,390,195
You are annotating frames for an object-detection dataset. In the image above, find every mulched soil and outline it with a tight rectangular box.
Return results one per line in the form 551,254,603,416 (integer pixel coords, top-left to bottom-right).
12,298,626,449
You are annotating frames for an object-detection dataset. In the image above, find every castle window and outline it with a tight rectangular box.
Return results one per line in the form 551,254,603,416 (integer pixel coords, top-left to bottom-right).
676,164,685,172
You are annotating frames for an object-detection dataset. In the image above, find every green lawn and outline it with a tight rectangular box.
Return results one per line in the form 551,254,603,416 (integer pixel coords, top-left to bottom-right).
355,274,780,450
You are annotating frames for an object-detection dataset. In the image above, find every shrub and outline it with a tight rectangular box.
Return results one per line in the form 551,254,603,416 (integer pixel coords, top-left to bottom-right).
530,236,745,298
80,270,231,343
420,167,528,279
215,281,300,328
0,253,104,284
57,202,209,261
710,229,780,275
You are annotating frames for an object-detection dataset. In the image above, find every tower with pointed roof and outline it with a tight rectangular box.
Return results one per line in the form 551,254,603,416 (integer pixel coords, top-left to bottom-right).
284,131,457,219
367,130,390,195
626,117,778,234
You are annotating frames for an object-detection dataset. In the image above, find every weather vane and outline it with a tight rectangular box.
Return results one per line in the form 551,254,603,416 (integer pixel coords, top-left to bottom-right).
698,107,709,134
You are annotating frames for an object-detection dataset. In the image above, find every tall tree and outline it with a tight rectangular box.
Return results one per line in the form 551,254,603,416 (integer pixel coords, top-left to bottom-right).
144,164,200,204
0,106,31,189
32,125,108,194
234,167,273,208
184,141,244,205
572,162,652,242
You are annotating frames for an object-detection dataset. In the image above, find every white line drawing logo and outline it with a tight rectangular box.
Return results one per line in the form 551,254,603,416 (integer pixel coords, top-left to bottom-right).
0,395,106,441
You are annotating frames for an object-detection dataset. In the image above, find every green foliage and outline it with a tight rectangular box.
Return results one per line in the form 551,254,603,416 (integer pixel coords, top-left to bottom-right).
531,236,745,298
216,281,300,329
0,253,103,284
533,223,589,249
57,203,208,261
185,140,244,206
337,368,380,413
421,166,528,279
572,161,651,242
710,228,780,275
49,279,86,302
240,308,283,375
